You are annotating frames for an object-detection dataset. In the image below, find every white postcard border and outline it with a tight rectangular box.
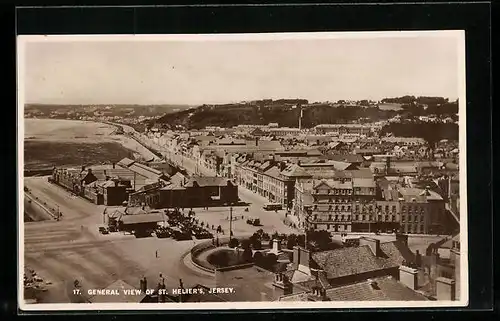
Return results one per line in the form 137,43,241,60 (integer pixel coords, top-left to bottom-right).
17,30,469,311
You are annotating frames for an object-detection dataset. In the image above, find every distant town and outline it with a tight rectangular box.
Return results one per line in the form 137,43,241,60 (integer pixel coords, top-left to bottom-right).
23,95,461,304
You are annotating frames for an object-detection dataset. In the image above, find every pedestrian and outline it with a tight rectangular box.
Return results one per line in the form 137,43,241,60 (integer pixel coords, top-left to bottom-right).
155,250,158,258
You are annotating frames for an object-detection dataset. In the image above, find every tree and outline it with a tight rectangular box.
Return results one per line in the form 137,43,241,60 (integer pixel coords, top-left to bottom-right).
241,239,251,250
242,248,253,263
253,251,265,266
265,253,278,270
252,238,263,250
229,238,239,248
286,234,297,249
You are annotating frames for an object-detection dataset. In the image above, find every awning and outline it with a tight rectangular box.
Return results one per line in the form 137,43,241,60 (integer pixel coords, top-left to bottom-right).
120,213,164,225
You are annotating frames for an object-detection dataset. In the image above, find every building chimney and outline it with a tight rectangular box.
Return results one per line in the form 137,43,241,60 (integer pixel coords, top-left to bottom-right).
359,237,382,257
296,247,312,275
435,277,456,301
292,246,300,269
399,265,418,290
270,239,281,255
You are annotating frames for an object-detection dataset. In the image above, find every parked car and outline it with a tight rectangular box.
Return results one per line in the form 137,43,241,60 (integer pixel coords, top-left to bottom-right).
173,230,192,241
155,227,171,238
98,226,109,234
246,217,261,226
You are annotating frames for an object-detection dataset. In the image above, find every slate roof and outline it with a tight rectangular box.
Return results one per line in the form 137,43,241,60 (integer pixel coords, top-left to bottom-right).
128,162,169,181
185,177,236,188
324,276,429,301
170,172,187,185
327,154,365,163
398,188,443,202
120,213,164,225
117,158,136,167
313,179,353,190
264,166,282,179
280,164,311,177
310,241,415,280
353,178,376,188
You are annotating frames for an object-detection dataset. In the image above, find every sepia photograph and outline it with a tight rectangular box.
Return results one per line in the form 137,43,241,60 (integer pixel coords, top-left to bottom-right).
17,31,467,310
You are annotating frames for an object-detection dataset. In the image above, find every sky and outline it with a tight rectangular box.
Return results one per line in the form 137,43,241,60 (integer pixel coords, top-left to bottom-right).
21,32,463,105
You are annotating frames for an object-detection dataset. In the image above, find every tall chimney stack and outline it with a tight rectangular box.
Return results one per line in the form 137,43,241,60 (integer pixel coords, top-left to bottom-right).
298,106,303,131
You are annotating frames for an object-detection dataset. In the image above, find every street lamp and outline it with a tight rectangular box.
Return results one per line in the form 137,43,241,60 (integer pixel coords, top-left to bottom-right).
229,205,233,243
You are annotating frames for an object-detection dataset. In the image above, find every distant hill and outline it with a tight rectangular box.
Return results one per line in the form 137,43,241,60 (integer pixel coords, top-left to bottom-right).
152,103,399,129
24,104,194,117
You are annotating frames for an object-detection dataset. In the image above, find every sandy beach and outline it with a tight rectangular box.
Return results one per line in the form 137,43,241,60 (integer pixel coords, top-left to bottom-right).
24,118,158,169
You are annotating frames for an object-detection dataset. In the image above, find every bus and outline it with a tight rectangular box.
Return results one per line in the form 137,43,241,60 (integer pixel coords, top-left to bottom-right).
263,203,283,211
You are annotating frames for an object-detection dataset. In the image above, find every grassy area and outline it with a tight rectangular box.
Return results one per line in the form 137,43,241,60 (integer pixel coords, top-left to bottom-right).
24,140,134,170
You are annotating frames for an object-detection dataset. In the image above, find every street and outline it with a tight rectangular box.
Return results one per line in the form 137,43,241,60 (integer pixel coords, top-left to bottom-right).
22,177,217,303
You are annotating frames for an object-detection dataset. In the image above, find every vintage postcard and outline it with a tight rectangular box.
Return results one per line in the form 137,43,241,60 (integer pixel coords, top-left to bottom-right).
17,31,467,311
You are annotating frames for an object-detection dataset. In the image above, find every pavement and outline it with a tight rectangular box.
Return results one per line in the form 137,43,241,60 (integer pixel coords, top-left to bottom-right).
22,177,219,303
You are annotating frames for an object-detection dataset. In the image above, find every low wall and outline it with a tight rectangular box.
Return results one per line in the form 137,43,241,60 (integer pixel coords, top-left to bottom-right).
215,263,254,272
189,235,253,273
24,169,53,177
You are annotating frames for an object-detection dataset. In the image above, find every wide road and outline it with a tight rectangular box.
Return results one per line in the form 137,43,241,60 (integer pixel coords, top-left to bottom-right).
22,177,217,303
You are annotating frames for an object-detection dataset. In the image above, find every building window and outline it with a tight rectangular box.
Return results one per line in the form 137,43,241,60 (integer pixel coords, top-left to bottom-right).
421,216,424,222
341,215,345,221
327,224,330,230
402,206,406,212
335,215,338,221
314,215,317,220
329,198,332,203
385,215,389,221
392,215,396,222
328,215,332,221
328,205,332,210
355,205,360,212
347,206,351,211
408,216,412,222
314,205,318,210
345,225,349,230
341,206,345,211
392,205,397,212
362,215,366,221
385,205,389,212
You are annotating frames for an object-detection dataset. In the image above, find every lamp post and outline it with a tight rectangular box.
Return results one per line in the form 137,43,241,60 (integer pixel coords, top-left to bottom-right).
229,205,233,244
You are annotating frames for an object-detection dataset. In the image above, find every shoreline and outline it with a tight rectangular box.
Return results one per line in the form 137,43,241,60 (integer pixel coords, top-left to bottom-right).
23,118,159,171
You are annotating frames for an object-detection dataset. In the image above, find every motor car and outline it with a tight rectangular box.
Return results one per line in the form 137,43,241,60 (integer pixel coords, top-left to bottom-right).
155,227,171,238
173,230,192,241
246,217,261,226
